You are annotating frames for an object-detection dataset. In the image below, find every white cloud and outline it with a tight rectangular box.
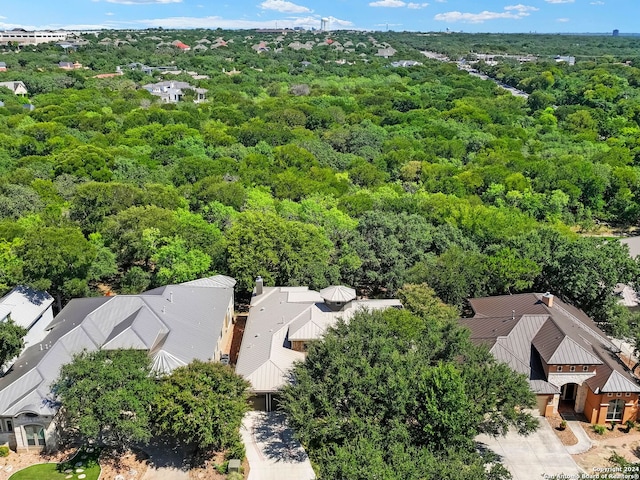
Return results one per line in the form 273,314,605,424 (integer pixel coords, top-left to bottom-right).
369,0,428,8
590,1,604,4
260,0,311,13
106,12,115,15
556,17,570,22
105,0,181,4
434,4,537,23
133,14,352,29
505,4,538,12
369,0,406,6
545,0,574,3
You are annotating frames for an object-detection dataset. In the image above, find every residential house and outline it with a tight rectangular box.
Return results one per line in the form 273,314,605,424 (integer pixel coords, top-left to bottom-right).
460,292,640,425
235,278,402,411
0,286,54,363
0,275,235,452
172,40,190,51
58,61,82,70
555,55,576,66
390,60,422,68
0,81,27,96
0,62,6,72
142,81,207,104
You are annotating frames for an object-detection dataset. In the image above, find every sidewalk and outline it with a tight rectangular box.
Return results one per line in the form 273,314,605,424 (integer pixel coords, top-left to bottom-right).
564,420,594,454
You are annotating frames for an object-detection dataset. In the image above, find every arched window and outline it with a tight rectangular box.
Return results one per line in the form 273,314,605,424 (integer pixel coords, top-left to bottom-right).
606,399,625,422
24,425,45,447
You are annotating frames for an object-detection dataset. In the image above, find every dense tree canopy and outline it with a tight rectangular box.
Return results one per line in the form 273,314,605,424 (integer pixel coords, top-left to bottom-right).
279,289,537,479
0,28,638,335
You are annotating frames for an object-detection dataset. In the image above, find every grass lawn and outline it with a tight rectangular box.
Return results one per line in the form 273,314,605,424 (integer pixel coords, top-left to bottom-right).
8,447,101,480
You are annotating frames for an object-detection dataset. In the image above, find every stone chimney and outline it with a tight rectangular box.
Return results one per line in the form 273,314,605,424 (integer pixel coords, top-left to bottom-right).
255,276,263,296
542,292,554,308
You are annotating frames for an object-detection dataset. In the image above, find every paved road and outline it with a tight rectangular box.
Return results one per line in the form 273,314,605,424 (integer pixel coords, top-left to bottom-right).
241,411,316,480
477,418,583,480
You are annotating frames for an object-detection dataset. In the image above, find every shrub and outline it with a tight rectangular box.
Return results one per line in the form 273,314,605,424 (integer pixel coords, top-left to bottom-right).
593,424,606,435
224,437,246,461
0,445,9,457
609,452,631,467
227,473,243,480
558,420,567,430
215,461,228,474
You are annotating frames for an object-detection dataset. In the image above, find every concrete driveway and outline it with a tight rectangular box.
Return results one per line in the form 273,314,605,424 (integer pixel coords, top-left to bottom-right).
476,418,583,480
139,438,191,480
241,411,316,480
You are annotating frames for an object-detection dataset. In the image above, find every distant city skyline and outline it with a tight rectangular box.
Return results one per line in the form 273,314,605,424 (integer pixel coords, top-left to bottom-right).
0,0,635,34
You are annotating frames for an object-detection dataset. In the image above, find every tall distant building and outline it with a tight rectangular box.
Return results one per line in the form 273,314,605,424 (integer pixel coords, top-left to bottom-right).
613,29,620,37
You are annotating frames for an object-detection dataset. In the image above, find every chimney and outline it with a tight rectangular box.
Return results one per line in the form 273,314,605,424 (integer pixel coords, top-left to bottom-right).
255,276,263,296
542,292,554,308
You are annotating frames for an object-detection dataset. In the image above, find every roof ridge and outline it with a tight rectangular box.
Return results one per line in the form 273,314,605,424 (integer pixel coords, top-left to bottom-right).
552,302,618,352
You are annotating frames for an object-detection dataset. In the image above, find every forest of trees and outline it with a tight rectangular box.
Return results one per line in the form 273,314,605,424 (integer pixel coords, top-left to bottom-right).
2,28,640,479
0,29,639,336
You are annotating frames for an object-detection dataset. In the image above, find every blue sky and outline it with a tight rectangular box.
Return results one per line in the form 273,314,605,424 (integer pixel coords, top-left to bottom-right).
0,0,636,33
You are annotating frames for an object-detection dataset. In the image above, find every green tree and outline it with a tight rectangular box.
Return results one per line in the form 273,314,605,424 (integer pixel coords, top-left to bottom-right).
18,226,100,310
280,307,535,480
153,360,250,452
225,211,337,292
0,319,27,367
52,349,157,448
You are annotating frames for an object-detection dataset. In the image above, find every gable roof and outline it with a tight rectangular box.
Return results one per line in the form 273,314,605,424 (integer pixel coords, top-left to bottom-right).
235,286,401,393
0,275,235,416
532,319,602,365
463,293,640,394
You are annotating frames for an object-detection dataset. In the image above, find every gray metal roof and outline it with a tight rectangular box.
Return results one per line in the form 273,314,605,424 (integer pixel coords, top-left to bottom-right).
0,285,54,349
319,286,356,303
235,286,401,393
0,286,53,329
0,276,234,416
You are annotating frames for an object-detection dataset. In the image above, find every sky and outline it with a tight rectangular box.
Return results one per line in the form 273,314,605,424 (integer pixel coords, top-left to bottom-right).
0,0,636,34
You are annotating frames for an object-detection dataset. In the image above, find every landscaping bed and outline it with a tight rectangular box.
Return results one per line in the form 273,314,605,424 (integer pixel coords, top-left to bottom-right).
547,413,579,446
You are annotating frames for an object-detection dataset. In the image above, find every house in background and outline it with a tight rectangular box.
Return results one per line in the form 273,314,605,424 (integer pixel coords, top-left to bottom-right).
460,292,640,425
58,61,82,70
235,278,402,411
172,40,191,51
0,275,235,453
142,80,207,103
0,81,27,96
0,286,54,360
0,62,6,72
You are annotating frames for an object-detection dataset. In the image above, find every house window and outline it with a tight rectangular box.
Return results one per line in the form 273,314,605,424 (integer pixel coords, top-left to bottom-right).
607,393,613,397
569,366,576,372
606,399,625,422
617,393,622,397
24,425,45,446
556,366,563,372
583,366,589,372
626,393,631,397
